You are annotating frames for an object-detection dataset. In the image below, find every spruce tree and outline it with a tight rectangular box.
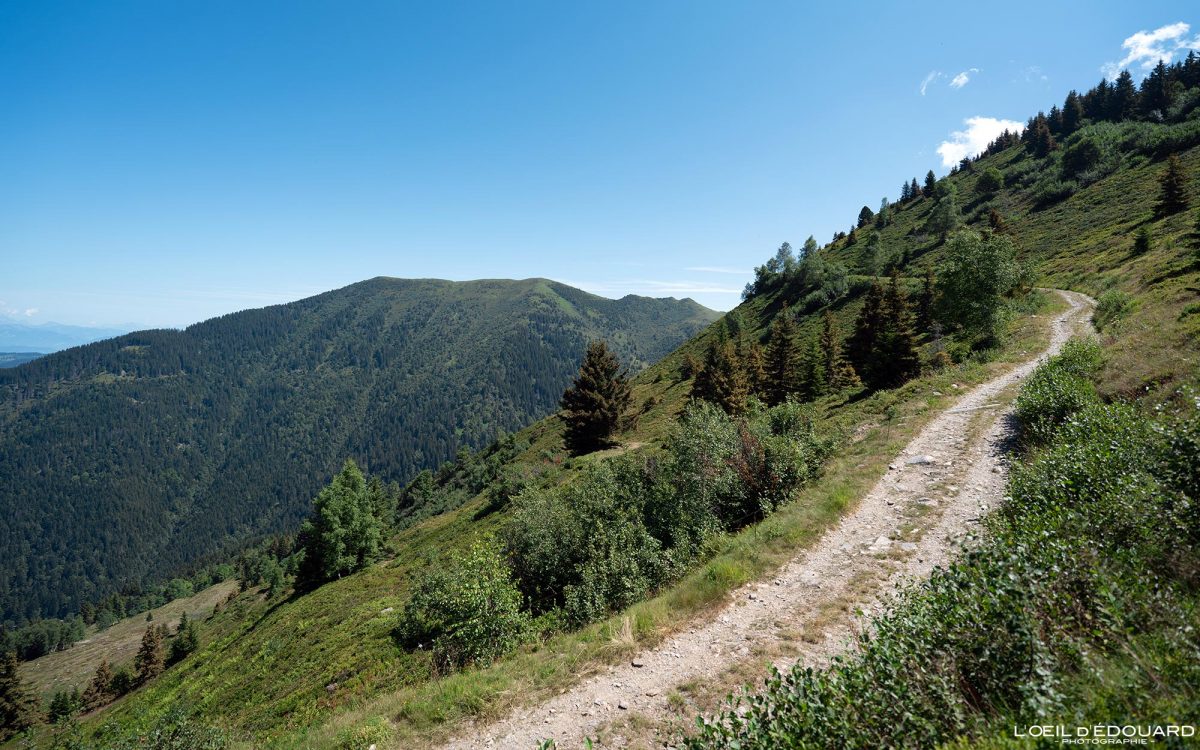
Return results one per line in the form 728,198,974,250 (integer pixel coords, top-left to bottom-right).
917,266,936,332
693,339,748,414
1134,226,1152,255
1062,90,1083,134
1156,154,1190,217
742,340,767,398
875,272,921,389
923,170,937,198
798,336,827,401
168,611,199,664
82,659,115,710
135,626,164,684
818,310,860,390
848,280,886,388
857,205,875,228
0,651,36,739
560,340,632,454
764,309,800,406
875,197,890,228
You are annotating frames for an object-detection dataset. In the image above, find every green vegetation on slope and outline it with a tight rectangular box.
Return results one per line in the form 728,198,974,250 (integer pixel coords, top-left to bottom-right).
0,277,716,625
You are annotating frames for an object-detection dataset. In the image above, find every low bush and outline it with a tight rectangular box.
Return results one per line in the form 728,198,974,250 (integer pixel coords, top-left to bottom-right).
686,388,1200,750
1093,289,1135,332
394,539,529,670
1013,339,1101,445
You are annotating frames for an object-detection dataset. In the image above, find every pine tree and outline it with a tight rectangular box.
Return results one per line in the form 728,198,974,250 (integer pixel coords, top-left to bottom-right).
857,205,875,228
801,235,819,259
917,267,936,332
910,177,921,201
900,180,912,201
1062,90,1084,134
875,197,890,228
848,280,885,387
764,309,800,406
560,340,632,454
168,611,199,664
818,310,860,390
135,626,164,684
0,651,36,739
82,659,115,710
1156,154,1190,217
742,340,767,397
875,272,921,389
1110,70,1137,120
693,339,747,414
1134,226,1152,255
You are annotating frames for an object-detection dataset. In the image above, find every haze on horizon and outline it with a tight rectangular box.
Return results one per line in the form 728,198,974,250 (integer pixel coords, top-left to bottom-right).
2,1,1196,329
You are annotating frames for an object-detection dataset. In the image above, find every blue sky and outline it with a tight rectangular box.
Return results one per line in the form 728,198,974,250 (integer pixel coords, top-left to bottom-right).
1,2,1197,327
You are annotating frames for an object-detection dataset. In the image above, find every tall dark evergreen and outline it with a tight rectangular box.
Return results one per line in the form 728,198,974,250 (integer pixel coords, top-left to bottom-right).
135,625,164,684
1062,90,1083,134
764,309,800,406
848,280,886,387
818,310,860,390
1157,154,1190,217
0,651,35,740
693,339,748,415
923,170,937,198
82,659,116,710
798,336,827,401
1110,70,1138,120
875,272,922,389
910,177,921,201
857,205,875,228
559,340,632,454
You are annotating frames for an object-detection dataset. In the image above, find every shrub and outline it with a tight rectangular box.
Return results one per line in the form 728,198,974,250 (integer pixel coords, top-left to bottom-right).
976,167,1002,194
394,539,529,670
1092,289,1135,332
1133,226,1152,255
1013,339,1102,445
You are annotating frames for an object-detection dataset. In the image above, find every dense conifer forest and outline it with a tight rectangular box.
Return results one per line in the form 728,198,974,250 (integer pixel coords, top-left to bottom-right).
0,277,716,625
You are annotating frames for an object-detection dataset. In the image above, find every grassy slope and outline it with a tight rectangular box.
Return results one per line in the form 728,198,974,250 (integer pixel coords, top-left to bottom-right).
28,134,1200,748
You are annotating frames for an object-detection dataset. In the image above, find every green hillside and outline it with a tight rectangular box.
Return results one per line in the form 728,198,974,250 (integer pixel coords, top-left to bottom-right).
0,278,717,625
10,64,1200,750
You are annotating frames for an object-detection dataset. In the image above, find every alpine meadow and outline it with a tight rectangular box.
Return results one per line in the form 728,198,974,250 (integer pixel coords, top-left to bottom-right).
2,6,1199,750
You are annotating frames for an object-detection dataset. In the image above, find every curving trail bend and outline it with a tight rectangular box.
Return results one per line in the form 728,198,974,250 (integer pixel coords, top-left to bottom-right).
441,289,1096,750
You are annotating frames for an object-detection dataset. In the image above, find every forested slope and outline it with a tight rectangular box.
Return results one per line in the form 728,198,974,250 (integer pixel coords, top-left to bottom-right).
0,277,716,624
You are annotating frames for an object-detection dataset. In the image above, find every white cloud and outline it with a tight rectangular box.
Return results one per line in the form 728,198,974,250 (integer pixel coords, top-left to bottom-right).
949,68,979,89
920,70,943,96
936,116,1025,167
1102,22,1200,78
23,308,38,317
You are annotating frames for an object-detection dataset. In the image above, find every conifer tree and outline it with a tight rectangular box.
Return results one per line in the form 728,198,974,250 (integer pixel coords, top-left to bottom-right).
1156,154,1190,217
794,336,825,401
801,235,819,259
560,340,632,454
1134,226,1152,255
900,180,911,202
82,659,115,710
135,625,164,684
168,611,199,664
0,651,36,739
1110,70,1137,120
848,280,885,387
1062,90,1083,134
875,197,890,228
923,170,937,198
818,310,860,390
693,339,747,414
857,205,875,228
875,272,921,389
742,340,767,397
763,309,800,406
926,182,960,238
917,267,936,332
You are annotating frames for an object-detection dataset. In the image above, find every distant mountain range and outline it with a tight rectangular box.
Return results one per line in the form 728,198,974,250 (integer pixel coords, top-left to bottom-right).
0,277,718,623
0,319,128,353
0,352,44,368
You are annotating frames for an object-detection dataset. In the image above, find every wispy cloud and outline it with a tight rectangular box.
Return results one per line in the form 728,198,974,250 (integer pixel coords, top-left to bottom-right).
1102,22,1200,78
919,70,943,96
558,279,744,297
23,308,38,317
949,68,979,89
936,116,1024,167
685,266,749,275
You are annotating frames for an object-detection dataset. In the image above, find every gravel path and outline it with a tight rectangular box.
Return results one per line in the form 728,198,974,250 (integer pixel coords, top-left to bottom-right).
441,290,1095,750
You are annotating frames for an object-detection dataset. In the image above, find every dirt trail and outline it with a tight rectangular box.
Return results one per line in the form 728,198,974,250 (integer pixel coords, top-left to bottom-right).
442,290,1095,750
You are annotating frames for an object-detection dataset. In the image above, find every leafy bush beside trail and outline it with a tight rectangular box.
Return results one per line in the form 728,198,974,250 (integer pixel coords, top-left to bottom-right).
686,347,1200,749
